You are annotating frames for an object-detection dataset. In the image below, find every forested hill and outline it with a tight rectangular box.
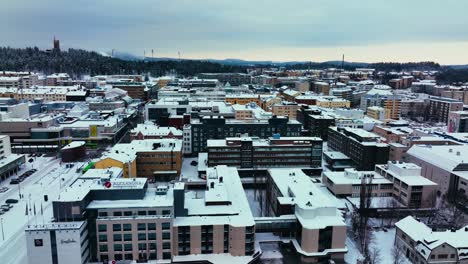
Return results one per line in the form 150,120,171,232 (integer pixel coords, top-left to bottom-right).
0,47,247,77
0,47,453,80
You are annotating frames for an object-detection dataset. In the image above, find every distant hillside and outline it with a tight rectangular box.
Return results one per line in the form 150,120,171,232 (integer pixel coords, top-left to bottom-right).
0,46,445,78
0,47,247,77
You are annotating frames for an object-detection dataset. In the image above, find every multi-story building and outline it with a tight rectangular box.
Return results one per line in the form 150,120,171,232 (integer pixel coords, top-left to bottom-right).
269,101,300,120
206,136,322,170
189,115,302,154
360,85,401,120
448,111,468,133
197,73,251,86
329,87,353,102
108,82,147,101
0,135,25,182
405,145,468,198
26,166,260,264
266,169,347,262
375,161,437,208
366,106,385,121
129,123,183,140
95,139,182,180
427,96,464,124
225,94,261,105
322,168,393,198
395,216,468,264
172,166,257,261
328,127,389,170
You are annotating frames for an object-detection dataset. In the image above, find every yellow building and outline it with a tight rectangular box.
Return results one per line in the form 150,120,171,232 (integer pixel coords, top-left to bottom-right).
366,106,386,121
316,97,351,108
95,139,183,180
270,103,300,120
225,94,261,105
384,99,401,120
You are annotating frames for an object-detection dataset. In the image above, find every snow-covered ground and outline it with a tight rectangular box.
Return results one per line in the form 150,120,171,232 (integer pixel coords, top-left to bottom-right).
0,155,85,264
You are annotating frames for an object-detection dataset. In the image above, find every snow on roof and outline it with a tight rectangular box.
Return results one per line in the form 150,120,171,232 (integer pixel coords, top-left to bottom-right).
58,177,147,202
100,139,182,163
87,186,173,209
324,169,391,185
396,216,468,259
61,141,86,150
268,168,345,229
130,123,182,137
174,166,254,227
407,145,468,172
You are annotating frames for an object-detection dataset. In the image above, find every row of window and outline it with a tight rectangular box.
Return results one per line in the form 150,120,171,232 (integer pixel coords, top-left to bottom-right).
98,210,171,218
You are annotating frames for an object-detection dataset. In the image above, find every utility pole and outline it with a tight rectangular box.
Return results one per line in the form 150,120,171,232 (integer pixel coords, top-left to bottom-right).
1,218,4,241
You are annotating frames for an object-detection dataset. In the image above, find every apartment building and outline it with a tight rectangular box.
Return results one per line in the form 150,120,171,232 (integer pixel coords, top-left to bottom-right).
95,139,182,180
405,145,468,198
328,127,389,170
395,216,468,264
189,115,302,154
428,96,464,124
206,136,322,169
266,169,347,262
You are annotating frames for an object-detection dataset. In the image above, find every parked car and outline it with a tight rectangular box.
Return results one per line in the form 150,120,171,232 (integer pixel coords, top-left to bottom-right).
1,204,12,211
5,199,18,204
10,178,20,184
0,209,4,215
0,187,8,193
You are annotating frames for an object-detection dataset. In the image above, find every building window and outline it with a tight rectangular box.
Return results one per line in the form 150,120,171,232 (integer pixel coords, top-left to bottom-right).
123,224,132,231
138,223,146,231
114,244,123,252
138,233,147,241
99,244,108,252
161,222,170,230
138,243,147,250
98,224,107,232
113,234,122,241
124,234,132,241
148,223,156,230
148,233,156,240
98,234,108,242
124,244,132,251
113,224,122,232
34,239,43,247
162,232,171,240
162,242,171,250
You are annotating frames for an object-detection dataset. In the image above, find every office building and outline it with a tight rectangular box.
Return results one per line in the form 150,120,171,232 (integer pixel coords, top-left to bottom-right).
328,127,389,170
206,136,322,170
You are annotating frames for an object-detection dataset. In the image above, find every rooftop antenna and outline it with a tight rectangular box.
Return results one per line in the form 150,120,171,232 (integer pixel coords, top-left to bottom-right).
144,50,146,58
178,51,181,61
111,49,115,57
152,49,154,58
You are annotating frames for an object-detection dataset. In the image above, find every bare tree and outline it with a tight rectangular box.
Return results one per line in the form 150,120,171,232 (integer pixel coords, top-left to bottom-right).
368,246,382,264
354,174,374,258
391,243,405,264
442,196,465,229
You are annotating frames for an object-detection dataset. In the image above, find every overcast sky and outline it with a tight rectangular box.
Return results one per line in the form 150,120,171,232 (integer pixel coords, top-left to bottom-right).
1,0,468,64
